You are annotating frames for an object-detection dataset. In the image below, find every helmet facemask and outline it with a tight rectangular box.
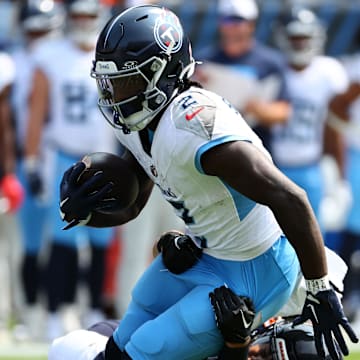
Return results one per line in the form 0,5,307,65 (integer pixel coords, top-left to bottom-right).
92,53,195,133
92,56,171,132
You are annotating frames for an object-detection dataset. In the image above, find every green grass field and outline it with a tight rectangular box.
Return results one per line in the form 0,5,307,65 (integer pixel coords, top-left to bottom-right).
0,340,359,359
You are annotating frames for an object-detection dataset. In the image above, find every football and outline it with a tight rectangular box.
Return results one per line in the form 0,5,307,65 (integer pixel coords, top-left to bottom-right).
79,152,139,212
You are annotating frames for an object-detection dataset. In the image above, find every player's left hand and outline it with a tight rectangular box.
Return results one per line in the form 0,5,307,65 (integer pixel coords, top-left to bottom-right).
209,286,255,345
293,289,359,360
59,162,114,230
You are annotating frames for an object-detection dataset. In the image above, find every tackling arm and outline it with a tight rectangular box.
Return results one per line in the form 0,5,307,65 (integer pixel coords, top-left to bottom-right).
24,68,49,160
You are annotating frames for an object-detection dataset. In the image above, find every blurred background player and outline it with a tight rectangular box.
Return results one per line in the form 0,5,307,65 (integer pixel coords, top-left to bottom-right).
0,49,24,337
0,51,23,214
328,49,360,334
24,0,117,341
10,0,65,340
270,7,350,225
195,0,291,151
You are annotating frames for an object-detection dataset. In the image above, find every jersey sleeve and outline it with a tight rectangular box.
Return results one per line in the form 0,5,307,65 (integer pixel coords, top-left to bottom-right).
0,52,15,92
326,57,349,95
171,88,266,174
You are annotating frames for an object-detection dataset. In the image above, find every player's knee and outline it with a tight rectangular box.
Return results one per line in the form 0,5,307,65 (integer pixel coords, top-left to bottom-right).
125,321,169,358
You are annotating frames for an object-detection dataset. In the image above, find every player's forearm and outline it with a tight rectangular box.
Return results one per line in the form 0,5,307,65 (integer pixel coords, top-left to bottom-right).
270,187,327,279
245,100,290,126
24,69,49,158
323,122,345,178
0,117,15,174
0,89,16,174
24,110,46,158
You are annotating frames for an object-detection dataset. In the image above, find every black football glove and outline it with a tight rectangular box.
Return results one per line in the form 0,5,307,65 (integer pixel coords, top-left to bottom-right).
23,157,44,199
156,231,203,274
26,170,43,197
293,289,359,359
209,286,255,344
59,162,115,230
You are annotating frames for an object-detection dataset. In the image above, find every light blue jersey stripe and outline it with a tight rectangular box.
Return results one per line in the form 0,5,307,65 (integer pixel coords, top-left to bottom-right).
222,182,256,219
194,135,249,173
195,136,255,219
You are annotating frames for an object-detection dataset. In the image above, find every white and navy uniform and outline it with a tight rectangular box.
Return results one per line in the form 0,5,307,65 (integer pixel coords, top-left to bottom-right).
342,54,360,234
32,38,116,246
11,42,54,255
111,87,300,359
270,56,348,219
48,246,347,360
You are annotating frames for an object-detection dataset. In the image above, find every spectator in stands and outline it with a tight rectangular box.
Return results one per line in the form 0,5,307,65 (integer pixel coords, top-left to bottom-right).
195,0,291,150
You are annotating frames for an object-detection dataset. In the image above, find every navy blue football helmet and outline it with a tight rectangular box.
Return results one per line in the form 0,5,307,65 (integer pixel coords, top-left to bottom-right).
91,5,195,133
251,318,338,359
19,0,65,33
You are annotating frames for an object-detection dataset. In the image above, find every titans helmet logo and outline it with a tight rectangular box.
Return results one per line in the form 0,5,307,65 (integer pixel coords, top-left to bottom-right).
154,9,183,53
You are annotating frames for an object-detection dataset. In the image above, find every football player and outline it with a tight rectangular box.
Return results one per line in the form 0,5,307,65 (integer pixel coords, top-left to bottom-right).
59,5,358,359
0,51,24,214
23,0,116,340
48,232,349,359
11,0,65,339
270,7,350,223
328,50,360,334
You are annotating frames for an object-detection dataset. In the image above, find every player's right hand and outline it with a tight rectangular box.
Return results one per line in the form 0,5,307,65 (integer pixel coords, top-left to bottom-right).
209,286,255,345
59,162,113,230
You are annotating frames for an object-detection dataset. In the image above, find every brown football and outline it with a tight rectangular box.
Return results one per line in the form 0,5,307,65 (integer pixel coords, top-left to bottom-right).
79,152,139,212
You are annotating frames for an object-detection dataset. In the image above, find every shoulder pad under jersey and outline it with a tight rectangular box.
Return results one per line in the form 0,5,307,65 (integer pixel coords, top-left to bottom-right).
172,89,217,140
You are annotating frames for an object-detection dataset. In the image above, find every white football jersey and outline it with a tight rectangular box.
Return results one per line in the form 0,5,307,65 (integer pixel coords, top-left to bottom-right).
114,87,282,261
0,52,15,92
342,54,360,149
271,56,348,166
32,38,116,155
